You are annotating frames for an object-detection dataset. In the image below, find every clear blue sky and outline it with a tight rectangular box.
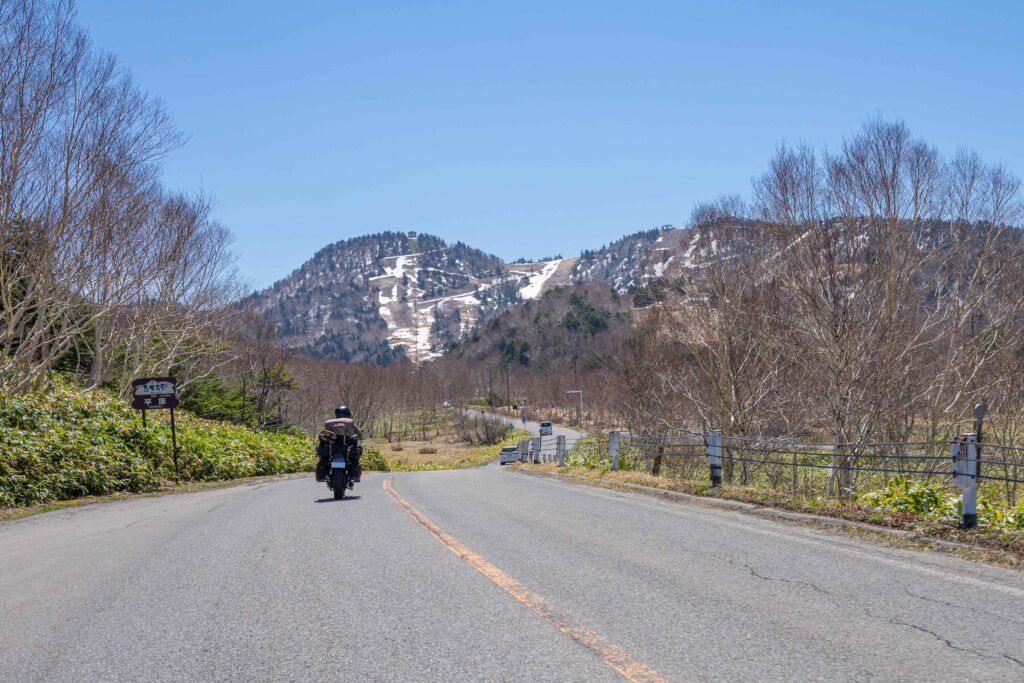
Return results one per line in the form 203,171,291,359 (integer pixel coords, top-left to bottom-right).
77,1,1024,290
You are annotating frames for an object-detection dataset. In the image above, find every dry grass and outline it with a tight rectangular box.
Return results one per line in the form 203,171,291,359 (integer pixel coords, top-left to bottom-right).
367,429,530,470
368,438,486,467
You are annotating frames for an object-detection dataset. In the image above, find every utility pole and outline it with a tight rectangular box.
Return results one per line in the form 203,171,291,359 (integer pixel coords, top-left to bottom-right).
566,389,583,427
505,362,511,410
974,402,987,484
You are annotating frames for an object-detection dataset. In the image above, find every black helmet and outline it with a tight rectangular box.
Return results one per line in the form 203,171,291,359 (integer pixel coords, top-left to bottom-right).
335,406,352,419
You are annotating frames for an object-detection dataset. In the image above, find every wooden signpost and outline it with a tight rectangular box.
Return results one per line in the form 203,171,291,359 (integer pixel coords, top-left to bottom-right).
131,377,181,481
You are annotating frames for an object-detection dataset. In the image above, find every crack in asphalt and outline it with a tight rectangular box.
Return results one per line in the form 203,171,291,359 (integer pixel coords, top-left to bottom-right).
726,557,841,600
1003,652,1024,668
727,556,1024,670
902,585,1024,626
860,605,1024,669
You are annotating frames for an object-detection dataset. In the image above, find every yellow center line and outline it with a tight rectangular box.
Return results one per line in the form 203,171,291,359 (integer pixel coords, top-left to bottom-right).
383,478,668,683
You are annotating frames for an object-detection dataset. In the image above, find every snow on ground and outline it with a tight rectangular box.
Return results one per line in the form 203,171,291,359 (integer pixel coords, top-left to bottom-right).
370,253,422,278
418,290,480,306
371,253,567,362
653,256,674,277
376,254,417,320
415,315,433,357
387,308,444,361
517,259,561,300
390,327,415,346
371,252,455,361
678,234,699,268
419,266,474,279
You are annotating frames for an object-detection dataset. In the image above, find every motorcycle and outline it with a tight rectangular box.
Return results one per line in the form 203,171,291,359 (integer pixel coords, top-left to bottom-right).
318,433,359,500
328,448,352,500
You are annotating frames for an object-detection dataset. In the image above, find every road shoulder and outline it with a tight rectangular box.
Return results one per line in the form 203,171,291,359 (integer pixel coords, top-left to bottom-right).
513,464,1024,570
0,472,311,525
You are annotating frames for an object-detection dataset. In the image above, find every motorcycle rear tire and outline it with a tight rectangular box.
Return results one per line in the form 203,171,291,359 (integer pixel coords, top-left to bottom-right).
332,470,347,500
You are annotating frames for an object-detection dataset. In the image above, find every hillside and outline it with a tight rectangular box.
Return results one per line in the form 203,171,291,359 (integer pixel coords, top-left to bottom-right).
573,225,696,289
259,220,1008,366
447,282,634,374
249,231,581,363
248,225,716,364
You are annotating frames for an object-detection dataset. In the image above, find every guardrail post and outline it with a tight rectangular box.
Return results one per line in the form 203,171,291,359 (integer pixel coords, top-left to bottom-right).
707,431,723,488
557,435,566,467
952,434,979,529
531,437,541,464
609,431,620,471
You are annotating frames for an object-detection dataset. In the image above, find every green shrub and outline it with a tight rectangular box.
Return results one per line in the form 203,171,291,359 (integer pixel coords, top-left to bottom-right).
858,477,1024,530
858,478,959,519
361,447,390,472
0,385,312,508
564,436,610,469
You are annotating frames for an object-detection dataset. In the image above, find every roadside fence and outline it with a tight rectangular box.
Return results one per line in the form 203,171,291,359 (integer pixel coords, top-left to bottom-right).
522,426,1024,530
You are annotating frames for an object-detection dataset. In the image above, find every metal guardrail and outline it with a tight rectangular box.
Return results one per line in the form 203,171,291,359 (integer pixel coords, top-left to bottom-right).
519,427,1024,529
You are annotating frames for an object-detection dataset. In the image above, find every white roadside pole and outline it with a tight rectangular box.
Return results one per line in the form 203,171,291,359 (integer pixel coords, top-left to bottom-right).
952,434,979,529
609,431,620,471
531,437,541,464
707,430,724,488
556,435,566,467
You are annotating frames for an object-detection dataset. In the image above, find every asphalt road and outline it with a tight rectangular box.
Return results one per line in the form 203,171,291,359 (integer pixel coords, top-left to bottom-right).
476,410,585,457
521,416,585,453
3,465,1024,682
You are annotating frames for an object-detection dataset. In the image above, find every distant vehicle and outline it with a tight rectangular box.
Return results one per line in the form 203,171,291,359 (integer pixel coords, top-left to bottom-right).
442,401,451,409
499,446,519,465
539,421,553,436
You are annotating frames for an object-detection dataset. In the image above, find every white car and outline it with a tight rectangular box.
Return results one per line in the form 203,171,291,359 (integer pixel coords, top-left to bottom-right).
539,421,553,436
499,446,519,465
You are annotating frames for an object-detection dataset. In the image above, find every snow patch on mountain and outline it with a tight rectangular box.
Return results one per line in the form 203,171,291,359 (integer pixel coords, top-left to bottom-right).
516,259,562,299
653,256,674,277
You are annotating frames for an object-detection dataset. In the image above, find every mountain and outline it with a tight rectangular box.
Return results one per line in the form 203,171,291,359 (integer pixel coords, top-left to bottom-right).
249,231,581,363
251,220,1024,364
248,225,718,364
247,226,720,364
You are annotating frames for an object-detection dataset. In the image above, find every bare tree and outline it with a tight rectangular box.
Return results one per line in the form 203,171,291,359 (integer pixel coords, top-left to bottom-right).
0,0,210,392
610,118,1024,496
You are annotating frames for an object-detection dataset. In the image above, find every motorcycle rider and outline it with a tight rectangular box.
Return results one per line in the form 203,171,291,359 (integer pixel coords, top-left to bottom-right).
319,406,364,482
